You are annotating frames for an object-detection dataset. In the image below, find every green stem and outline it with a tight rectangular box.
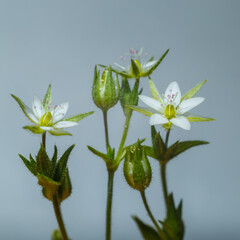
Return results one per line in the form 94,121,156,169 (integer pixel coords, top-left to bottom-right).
160,163,168,208
42,132,46,149
165,129,170,148
140,191,165,239
52,194,69,240
106,170,114,240
103,110,110,150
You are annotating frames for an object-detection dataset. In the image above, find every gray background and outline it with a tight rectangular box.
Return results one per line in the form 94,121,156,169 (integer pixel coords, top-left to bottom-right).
0,0,239,239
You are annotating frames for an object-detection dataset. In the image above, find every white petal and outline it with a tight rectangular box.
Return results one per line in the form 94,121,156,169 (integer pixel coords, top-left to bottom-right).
28,113,39,123
164,82,181,106
149,114,168,125
40,126,53,130
32,96,44,119
54,121,78,128
177,97,205,114
53,102,69,123
139,95,163,112
114,63,127,70
143,60,157,70
170,116,191,130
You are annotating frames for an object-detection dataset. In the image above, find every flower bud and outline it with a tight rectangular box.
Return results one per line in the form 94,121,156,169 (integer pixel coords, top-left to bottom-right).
92,66,120,111
124,141,152,191
51,229,62,240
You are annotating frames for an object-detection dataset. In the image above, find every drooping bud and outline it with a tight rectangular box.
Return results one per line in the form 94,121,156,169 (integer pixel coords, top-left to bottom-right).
92,65,120,111
124,141,152,191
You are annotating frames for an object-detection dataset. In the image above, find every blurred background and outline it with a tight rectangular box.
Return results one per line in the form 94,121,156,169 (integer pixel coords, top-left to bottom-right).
1,0,239,239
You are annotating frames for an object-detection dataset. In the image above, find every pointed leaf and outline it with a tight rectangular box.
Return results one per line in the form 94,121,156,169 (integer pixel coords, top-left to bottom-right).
23,125,45,134
11,94,35,123
36,144,52,176
131,59,140,77
153,132,166,159
133,216,162,240
170,140,209,159
163,141,179,161
58,168,72,202
19,154,37,176
87,145,111,163
144,146,158,160
186,115,215,122
65,111,95,122
54,145,75,181
181,79,207,101
43,84,52,110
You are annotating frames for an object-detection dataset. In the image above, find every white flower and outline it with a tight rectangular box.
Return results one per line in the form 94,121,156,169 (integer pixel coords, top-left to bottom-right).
128,79,214,130
113,48,169,79
12,85,94,136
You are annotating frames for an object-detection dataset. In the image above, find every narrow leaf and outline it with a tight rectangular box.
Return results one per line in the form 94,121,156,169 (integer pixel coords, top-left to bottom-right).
163,141,179,161
65,111,95,122
19,154,37,176
171,140,209,159
126,105,153,117
87,145,111,163
186,115,215,122
149,77,164,104
181,79,207,101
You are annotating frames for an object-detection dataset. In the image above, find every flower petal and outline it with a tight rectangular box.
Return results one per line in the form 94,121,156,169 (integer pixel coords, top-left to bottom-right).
143,60,157,70
149,114,168,125
139,95,163,112
164,82,181,106
54,121,78,128
170,116,191,130
114,63,127,70
32,96,44,119
49,129,72,136
53,102,69,123
177,97,205,114
40,126,53,131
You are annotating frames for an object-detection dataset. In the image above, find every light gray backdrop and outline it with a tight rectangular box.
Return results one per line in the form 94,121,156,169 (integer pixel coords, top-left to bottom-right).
0,0,239,239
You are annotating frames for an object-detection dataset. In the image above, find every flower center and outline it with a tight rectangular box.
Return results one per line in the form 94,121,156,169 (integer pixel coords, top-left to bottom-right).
39,112,53,126
164,104,176,119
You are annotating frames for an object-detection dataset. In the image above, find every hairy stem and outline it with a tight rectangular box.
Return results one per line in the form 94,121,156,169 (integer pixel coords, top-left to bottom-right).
103,110,110,150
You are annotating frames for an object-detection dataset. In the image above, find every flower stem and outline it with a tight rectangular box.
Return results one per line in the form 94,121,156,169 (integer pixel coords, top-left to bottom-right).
103,110,110,150
140,191,165,239
165,129,170,148
42,132,46,149
52,194,69,240
106,170,114,240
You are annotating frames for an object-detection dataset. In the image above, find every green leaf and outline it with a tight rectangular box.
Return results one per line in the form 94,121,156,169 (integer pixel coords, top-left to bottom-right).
51,145,58,178
149,77,164,104
133,216,162,240
43,84,52,110
186,115,215,122
48,129,72,136
65,111,95,122
19,154,37,176
36,144,52,176
38,173,59,195
98,64,107,68
87,145,111,163
131,59,140,77
23,125,45,134
151,127,166,159
11,94,35,123
54,145,75,181
142,49,169,77
58,168,72,202
181,79,207,101
170,140,209,159
163,141,179,161
126,105,153,117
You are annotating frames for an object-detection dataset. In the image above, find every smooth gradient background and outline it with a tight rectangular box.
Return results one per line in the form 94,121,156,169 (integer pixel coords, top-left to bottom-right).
1,0,239,239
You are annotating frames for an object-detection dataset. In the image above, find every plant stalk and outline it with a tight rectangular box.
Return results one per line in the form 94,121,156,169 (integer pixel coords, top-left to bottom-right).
103,110,110,150
52,194,69,240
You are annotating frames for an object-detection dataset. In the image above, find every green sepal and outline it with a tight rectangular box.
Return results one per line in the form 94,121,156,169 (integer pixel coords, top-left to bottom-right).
11,94,35,123
51,229,62,240
87,145,111,163
133,216,162,240
169,140,209,159
43,84,52,110
152,126,166,159
160,193,184,240
141,49,169,77
48,129,72,136
186,115,215,122
23,125,45,134
19,154,37,176
50,145,58,178
149,77,164,104
163,141,179,161
38,173,59,195
131,59,140,77
65,111,95,122
54,145,75,182
58,168,72,202
36,144,52,177
126,105,153,117
181,79,207,101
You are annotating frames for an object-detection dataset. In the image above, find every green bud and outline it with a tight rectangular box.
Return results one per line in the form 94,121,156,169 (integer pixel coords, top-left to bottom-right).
92,65,120,111
51,229,62,240
124,141,152,191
